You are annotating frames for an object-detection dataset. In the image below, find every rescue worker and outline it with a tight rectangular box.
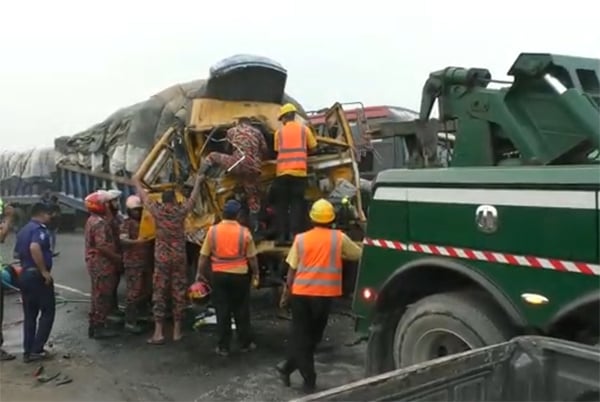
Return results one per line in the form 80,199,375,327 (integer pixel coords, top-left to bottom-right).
14,203,56,362
276,198,362,392
195,199,260,356
133,174,203,345
272,103,318,245
198,117,268,236
84,191,121,339
0,199,16,361
119,195,152,334
105,189,125,323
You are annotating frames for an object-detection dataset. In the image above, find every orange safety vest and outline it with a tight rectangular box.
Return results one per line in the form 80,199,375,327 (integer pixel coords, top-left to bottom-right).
276,121,308,174
210,221,249,273
291,228,343,297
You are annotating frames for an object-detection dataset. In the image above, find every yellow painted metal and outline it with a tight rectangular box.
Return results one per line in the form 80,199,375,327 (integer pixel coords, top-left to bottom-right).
135,98,366,247
188,99,281,132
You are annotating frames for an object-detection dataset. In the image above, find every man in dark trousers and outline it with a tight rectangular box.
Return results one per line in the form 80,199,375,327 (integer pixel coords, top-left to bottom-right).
14,203,55,362
272,103,318,245
276,199,362,392
196,199,260,356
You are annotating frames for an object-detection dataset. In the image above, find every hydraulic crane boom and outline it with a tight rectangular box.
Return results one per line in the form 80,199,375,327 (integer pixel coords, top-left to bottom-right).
381,53,600,167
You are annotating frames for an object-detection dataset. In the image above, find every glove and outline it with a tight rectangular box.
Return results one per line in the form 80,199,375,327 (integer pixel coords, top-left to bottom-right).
251,274,260,289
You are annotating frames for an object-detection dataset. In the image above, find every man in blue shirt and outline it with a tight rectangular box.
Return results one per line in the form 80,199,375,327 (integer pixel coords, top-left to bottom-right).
14,203,55,363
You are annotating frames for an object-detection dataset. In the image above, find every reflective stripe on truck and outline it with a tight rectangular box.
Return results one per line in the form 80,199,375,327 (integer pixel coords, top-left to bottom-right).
363,237,600,276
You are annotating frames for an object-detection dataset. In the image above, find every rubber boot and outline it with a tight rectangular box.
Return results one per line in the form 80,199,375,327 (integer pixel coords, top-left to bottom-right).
107,311,125,324
275,361,291,387
302,374,316,394
92,325,120,339
125,322,144,335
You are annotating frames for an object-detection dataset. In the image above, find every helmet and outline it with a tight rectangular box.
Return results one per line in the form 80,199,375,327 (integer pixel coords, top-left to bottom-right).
84,191,107,214
105,189,122,201
188,281,211,304
278,103,297,120
125,195,142,209
309,198,336,224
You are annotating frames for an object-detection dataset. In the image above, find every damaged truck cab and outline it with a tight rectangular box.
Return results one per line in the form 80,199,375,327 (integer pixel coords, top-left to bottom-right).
135,56,365,294
353,52,600,374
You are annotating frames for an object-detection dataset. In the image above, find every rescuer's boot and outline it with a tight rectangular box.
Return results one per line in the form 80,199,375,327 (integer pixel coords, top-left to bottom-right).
125,321,144,335
107,312,125,324
275,361,291,387
91,326,120,339
302,374,316,394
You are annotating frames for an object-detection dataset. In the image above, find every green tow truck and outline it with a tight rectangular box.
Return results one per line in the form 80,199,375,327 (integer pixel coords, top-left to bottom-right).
352,52,600,375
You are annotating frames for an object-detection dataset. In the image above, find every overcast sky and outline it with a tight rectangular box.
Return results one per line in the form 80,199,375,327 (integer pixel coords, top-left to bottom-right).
1,0,598,150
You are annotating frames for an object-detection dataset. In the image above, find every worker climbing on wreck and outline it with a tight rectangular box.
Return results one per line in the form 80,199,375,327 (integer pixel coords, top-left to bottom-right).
272,103,318,245
197,117,268,237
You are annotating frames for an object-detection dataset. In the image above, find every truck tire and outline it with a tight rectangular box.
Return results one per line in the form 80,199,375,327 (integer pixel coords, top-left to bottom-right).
393,291,513,368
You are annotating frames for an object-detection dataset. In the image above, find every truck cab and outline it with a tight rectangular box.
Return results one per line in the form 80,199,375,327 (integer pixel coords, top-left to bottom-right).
353,52,600,374
134,55,366,294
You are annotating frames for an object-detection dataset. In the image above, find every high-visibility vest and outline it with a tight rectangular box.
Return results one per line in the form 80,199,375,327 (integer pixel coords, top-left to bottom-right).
291,228,343,297
210,221,249,273
276,121,308,174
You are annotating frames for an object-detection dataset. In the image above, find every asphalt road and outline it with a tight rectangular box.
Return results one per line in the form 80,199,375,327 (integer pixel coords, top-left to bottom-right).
1,232,366,401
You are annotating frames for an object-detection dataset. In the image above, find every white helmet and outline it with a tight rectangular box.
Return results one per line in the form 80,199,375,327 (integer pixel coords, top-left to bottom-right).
125,195,142,209
106,189,122,201
95,190,111,202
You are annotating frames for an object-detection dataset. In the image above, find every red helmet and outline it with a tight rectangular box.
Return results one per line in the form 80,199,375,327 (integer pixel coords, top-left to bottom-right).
188,281,211,304
85,191,107,214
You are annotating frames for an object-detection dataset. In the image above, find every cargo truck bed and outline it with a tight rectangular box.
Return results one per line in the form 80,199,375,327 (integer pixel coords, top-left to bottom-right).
291,336,600,402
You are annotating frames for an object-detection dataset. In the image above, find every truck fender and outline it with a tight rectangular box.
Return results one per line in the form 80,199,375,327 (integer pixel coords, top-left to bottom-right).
374,257,526,328
547,290,600,331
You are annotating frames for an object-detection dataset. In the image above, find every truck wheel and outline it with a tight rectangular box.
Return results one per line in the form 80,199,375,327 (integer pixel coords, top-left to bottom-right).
393,291,513,368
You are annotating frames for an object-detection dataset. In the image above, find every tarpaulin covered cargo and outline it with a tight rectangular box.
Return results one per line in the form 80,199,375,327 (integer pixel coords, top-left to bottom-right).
53,54,304,177
0,147,56,182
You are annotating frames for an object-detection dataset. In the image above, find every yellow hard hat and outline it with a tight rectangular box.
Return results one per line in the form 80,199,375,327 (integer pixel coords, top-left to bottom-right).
309,198,336,224
278,103,297,120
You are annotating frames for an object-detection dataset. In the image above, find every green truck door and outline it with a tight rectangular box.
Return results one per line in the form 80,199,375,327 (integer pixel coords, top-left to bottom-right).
405,185,599,326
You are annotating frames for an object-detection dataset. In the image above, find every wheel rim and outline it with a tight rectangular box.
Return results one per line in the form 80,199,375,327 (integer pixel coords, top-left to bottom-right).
409,329,474,364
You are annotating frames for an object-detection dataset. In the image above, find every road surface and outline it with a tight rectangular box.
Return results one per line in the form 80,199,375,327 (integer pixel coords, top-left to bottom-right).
0,232,366,401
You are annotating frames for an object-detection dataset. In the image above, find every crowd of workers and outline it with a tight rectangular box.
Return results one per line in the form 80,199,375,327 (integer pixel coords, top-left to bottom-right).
0,103,363,393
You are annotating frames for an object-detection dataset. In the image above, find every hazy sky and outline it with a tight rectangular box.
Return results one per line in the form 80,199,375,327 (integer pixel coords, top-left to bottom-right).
1,0,598,150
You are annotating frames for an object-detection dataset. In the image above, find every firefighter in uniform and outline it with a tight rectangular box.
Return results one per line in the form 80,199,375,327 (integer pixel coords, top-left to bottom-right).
276,198,362,392
105,189,125,323
272,103,318,245
198,117,268,236
195,199,260,356
119,195,152,334
84,191,121,339
133,174,203,345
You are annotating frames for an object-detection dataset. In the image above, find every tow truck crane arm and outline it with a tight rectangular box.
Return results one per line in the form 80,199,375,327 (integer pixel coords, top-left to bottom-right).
376,53,600,168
